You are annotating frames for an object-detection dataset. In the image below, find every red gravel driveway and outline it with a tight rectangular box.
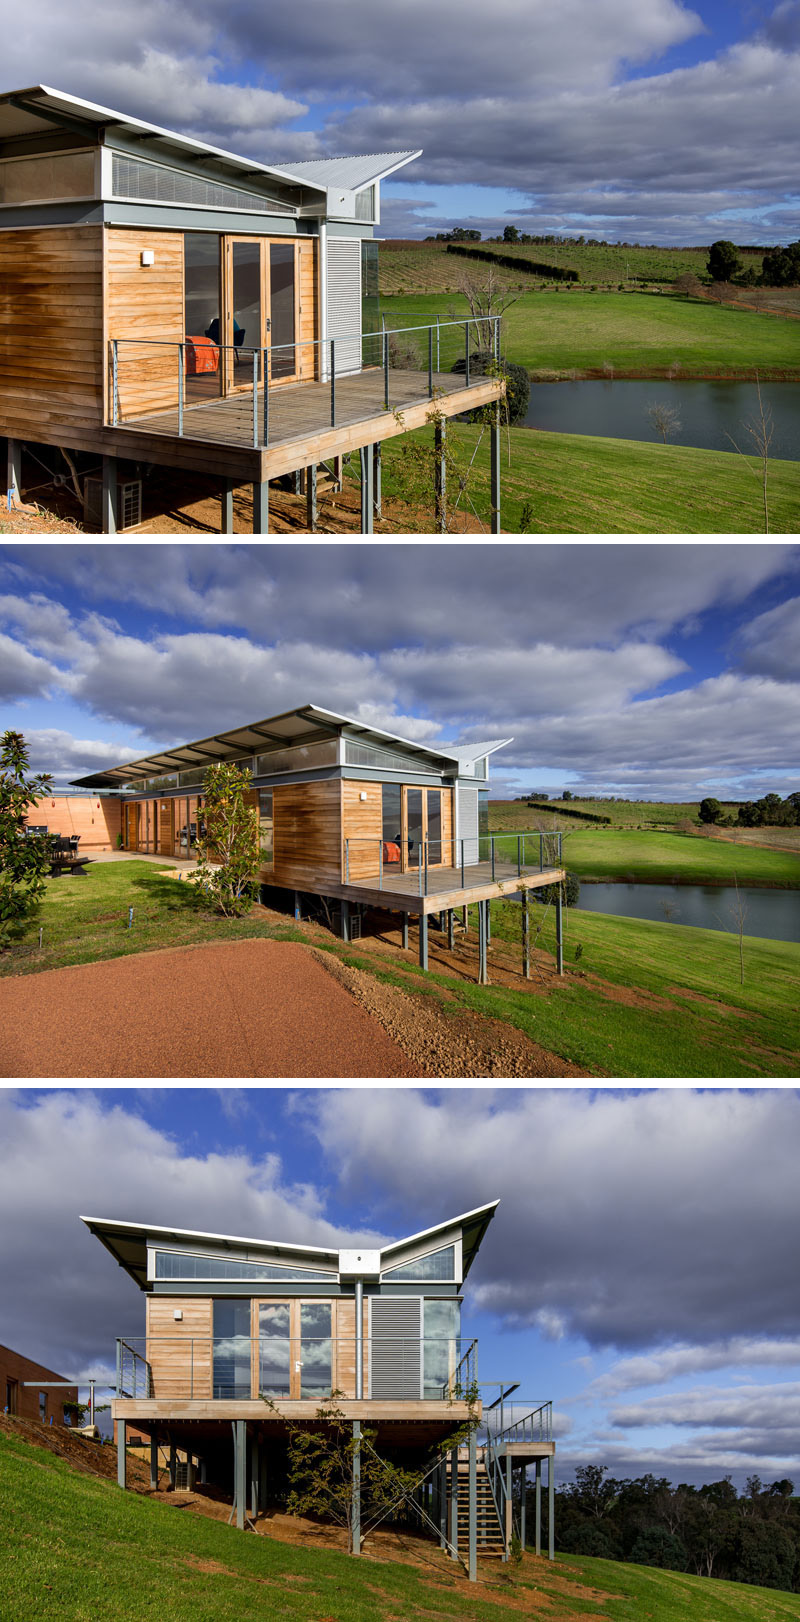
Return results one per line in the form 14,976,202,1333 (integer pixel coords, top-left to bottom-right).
1,939,415,1079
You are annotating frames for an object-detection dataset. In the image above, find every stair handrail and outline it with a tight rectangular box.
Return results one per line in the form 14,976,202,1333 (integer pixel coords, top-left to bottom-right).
486,1398,552,1446
482,1427,509,1556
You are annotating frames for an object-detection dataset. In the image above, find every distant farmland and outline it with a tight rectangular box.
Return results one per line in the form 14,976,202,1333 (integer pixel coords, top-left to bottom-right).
378,237,768,295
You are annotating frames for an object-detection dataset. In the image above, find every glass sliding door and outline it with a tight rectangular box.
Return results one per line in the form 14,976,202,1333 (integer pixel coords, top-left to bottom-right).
269,243,296,379
299,1303,332,1399
213,1300,251,1398
184,233,222,402
229,238,263,386
258,1302,292,1398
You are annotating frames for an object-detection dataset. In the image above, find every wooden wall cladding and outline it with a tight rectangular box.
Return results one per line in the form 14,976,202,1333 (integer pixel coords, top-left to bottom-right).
271,779,342,887
297,238,318,380
341,781,382,878
24,795,121,850
146,1297,212,1399
106,228,184,420
0,225,104,439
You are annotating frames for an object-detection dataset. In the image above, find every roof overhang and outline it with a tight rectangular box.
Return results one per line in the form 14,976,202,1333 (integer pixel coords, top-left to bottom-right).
71,703,506,790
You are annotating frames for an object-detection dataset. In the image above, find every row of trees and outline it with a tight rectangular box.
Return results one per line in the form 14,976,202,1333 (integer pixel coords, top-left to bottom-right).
550,1466,800,1592
699,792,800,828
707,238,800,287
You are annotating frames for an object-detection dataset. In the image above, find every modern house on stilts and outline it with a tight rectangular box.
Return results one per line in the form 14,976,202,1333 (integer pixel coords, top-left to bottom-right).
0,85,505,533
84,1203,556,1576
71,702,567,982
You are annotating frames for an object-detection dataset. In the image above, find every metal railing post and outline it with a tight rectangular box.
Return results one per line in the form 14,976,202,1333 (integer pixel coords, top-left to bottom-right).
491,837,496,880
419,845,423,897
428,325,433,396
424,838,429,895
330,339,336,426
115,1338,121,1397
517,834,521,876
540,834,544,872
436,313,440,372
461,839,465,887
177,343,184,437
263,352,269,445
383,328,389,410
112,340,119,426
252,349,258,447
465,324,470,387
345,839,349,884
379,839,383,890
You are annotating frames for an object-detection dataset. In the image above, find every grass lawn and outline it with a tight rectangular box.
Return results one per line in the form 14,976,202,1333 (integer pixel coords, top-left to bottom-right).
375,420,800,533
555,828,800,888
5,1426,800,1622
380,289,800,379
0,860,304,978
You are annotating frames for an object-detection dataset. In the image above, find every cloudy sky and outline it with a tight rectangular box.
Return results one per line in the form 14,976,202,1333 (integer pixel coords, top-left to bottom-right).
1,540,799,801
3,1086,800,1492
5,0,800,242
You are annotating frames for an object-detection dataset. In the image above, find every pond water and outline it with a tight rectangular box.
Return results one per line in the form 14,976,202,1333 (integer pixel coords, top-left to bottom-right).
572,882,799,942
523,379,800,460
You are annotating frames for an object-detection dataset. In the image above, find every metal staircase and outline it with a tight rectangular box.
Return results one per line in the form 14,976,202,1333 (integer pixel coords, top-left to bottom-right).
455,1454,506,1558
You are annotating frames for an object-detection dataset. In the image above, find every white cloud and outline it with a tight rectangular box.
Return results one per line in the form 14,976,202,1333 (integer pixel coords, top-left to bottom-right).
592,1339,800,1396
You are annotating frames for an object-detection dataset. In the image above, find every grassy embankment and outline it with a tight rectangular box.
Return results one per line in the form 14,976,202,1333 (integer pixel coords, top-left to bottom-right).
3,860,798,1078
373,420,800,532
5,1424,800,1622
380,288,800,380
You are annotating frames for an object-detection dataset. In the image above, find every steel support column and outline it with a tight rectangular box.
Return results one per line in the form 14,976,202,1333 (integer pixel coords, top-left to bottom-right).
448,908,455,950
548,1454,555,1560
102,455,118,534
7,437,22,507
169,1440,177,1489
439,1457,448,1549
341,898,350,943
468,1425,477,1581
434,418,447,532
294,891,302,921
522,890,530,978
306,463,317,532
535,1459,542,1556
360,444,374,533
352,1421,361,1555
221,478,234,534
419,912,428,970
486,899,491,945
401,914,409,950
448,1446,459,1560
519,1463,527,1550
117,1418,126,1489
478,900,489,985
373,442,382,519
236,1419,246,1530
490,399,501,534
252,480,269,533
149,1434,158,1490
506,1452,513,1554
355,1279,363,1399
556,889,564,976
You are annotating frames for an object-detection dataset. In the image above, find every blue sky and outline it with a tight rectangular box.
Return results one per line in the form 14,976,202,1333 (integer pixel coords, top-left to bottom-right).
1,542,799,802
2,1086,800,1492
2,0,799,243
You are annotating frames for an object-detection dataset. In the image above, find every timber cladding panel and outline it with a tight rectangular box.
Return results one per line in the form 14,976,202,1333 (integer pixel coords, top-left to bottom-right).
24,795,121,850
106,227,184,420
333,1298,368,1400
0,225,104,438
342,780,382,879
270,779,342,887
146,1298,212,1400
297,239,318,380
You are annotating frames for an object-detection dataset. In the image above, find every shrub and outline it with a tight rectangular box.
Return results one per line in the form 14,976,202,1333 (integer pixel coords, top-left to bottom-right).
0,731,53,948
450,350,531,424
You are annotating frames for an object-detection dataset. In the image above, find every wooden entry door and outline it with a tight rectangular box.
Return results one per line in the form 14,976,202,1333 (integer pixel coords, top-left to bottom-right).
222,238,299,391
124,803,139,851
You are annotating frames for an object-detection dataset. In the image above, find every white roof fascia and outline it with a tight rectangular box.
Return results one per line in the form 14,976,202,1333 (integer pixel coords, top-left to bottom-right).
379,1200,499,1260
272,151,422,191
1,85,328,196
441,740,513,767
80,1215,340,1260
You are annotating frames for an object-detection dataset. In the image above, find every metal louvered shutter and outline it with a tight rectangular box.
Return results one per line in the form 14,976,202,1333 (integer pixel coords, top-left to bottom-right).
370,1298,421,1398
457,784,479,866
327,238,362,374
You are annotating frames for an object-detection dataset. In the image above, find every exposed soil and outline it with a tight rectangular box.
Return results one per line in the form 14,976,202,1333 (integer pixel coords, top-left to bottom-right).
0,1412,149,1487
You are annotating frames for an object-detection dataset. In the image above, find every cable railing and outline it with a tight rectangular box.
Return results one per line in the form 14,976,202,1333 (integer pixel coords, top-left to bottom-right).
343,832,563,894
108,316,502,450
113,1336,477,1403
484,1400,553,1446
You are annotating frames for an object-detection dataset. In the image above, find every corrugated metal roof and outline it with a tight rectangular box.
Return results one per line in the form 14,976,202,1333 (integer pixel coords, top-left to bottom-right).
439,741,512,765
273,151,421,191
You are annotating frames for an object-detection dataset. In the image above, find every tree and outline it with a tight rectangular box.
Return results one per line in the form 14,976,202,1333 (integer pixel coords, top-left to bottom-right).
698,797,723,824
0,730,53,947
647,401,682,444
674,271,702,299
503,224,520,243
707,240,742,282
761,241,800,287
193,761,262,917
452,265,521,354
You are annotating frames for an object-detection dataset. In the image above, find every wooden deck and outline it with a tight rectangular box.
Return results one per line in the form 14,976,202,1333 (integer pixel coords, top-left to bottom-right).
119,367,500,455
292,862,567,917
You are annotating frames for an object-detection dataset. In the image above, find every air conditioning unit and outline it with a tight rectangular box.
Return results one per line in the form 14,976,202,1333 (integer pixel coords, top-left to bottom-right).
83,476,143,532
175,1461,195,1491
349,912,363,940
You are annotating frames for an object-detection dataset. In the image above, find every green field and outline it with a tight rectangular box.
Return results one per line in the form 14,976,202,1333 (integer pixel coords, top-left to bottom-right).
379,238,739,293
4,1425,800,1622
374,420,800,533
490,798,704,831
381,290,800,380
488,826,800,888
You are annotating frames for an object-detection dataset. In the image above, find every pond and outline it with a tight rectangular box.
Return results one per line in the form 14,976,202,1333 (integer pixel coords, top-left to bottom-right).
523,379,800,460
572,881,799,943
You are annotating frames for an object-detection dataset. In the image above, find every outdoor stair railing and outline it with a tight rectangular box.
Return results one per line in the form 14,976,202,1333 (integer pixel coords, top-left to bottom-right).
108,315,501,448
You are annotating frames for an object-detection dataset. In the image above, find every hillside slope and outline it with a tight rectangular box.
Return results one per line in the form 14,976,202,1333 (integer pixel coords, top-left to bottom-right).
3,1421,800,1621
